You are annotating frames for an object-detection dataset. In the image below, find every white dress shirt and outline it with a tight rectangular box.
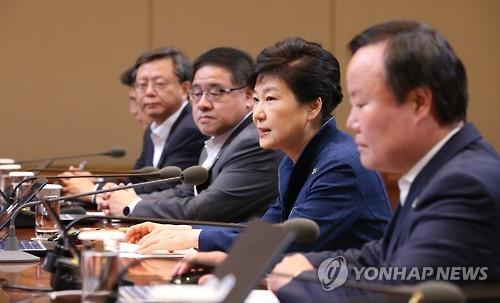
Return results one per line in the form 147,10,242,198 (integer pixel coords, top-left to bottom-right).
123,101,187,215
150,101,187,167
194,112,252,195
398,125,462,205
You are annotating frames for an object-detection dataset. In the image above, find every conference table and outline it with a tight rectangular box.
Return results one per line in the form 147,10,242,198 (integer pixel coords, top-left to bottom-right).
0,225,179,302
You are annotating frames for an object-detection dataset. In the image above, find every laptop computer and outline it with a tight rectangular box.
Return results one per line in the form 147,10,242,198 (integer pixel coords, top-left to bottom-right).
118,220,294,303
214,220,293,303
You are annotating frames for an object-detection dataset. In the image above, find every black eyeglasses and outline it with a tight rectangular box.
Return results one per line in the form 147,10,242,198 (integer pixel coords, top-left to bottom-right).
188,86,246,103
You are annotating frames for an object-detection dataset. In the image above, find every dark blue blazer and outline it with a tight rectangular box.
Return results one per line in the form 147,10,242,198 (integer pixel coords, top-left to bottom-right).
277,123,500,302
133,104,207,193
198,118,391,253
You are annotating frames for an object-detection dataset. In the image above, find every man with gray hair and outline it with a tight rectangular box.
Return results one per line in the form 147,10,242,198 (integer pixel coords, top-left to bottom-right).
61,48,206,200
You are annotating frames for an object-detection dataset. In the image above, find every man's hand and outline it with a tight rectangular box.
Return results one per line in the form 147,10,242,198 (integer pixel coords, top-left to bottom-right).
170,251,228,284
266,253,314,293
125,222,192,243
59,167,95,202
124,222,199,253
127,258,173,280
97,182,138,216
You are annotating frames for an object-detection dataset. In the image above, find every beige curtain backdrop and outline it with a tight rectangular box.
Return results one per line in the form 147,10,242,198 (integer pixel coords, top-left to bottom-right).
0,0,498,169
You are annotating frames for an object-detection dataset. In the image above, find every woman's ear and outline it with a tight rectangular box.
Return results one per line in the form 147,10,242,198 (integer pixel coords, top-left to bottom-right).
306,97,322,120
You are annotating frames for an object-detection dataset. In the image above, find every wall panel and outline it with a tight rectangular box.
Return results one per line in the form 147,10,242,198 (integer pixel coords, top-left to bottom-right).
0,0,150,167
333,0,500,150
0,0,497,170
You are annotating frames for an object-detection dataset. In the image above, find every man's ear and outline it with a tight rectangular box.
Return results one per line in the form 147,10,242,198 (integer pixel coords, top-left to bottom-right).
181,81,191,98
408,86,433,121
244,87,254,109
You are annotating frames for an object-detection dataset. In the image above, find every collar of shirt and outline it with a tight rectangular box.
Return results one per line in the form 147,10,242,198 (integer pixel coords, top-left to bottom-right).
150,101,187,143
201,112,251,171
150,101,187,166
398,124,462,205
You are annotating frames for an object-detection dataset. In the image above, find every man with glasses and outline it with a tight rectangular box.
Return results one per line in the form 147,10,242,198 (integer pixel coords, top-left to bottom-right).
129,48,206,176
120,65,151,130
99,47,281,223
61,48,206,203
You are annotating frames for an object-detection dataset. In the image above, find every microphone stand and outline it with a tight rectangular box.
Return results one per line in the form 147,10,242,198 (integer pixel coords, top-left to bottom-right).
0,201,45,262
22,166,161,203
269,271,467,303
15,146,126,166
65,215,245,232
9,169,167,202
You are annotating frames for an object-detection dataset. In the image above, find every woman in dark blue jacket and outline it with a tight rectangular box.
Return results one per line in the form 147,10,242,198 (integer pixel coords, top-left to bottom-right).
125,37,391,254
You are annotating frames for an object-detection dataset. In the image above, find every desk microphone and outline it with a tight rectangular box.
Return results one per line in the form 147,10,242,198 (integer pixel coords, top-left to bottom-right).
24,166,158,174
0,200,56,263
274,271,465,303
43,165,204,204
29,165,161,181
48,166,167,180
280,218,320,244
0,177,49,262
9,166,177,201
4,165,161,229
14,146,126,166
410,281,466,303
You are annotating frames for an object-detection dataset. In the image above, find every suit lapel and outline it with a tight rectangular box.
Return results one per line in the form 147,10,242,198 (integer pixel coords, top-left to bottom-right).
281,118,338,218
156,104,191,167
209,114,253,170
405,123,481,208
196,114,253,192
144,127,155,167
386,123,482,256
198,148,208,165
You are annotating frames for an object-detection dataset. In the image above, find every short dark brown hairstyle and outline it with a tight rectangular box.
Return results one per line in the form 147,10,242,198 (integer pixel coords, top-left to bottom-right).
349,20,468,125
252,37,343,123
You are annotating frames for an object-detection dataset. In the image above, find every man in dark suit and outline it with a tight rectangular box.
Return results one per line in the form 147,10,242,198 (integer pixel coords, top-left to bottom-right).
60,48,206,201
130,48,207,175
99,47,280,221
237,20,499,301
123,22,499,302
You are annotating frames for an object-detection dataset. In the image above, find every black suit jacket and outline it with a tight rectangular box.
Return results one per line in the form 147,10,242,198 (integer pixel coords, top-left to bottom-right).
133,104,207,193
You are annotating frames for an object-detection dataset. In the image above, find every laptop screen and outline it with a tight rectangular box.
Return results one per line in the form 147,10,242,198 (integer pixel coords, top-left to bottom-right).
213,220,293,303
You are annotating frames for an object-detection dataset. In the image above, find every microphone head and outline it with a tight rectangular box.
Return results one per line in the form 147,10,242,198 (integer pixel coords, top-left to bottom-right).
281,218,320,244
181,166,208,185
413,281,465,303
135,166,159,174
103,146,126,158
128,167,159,182
158,166,182,178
